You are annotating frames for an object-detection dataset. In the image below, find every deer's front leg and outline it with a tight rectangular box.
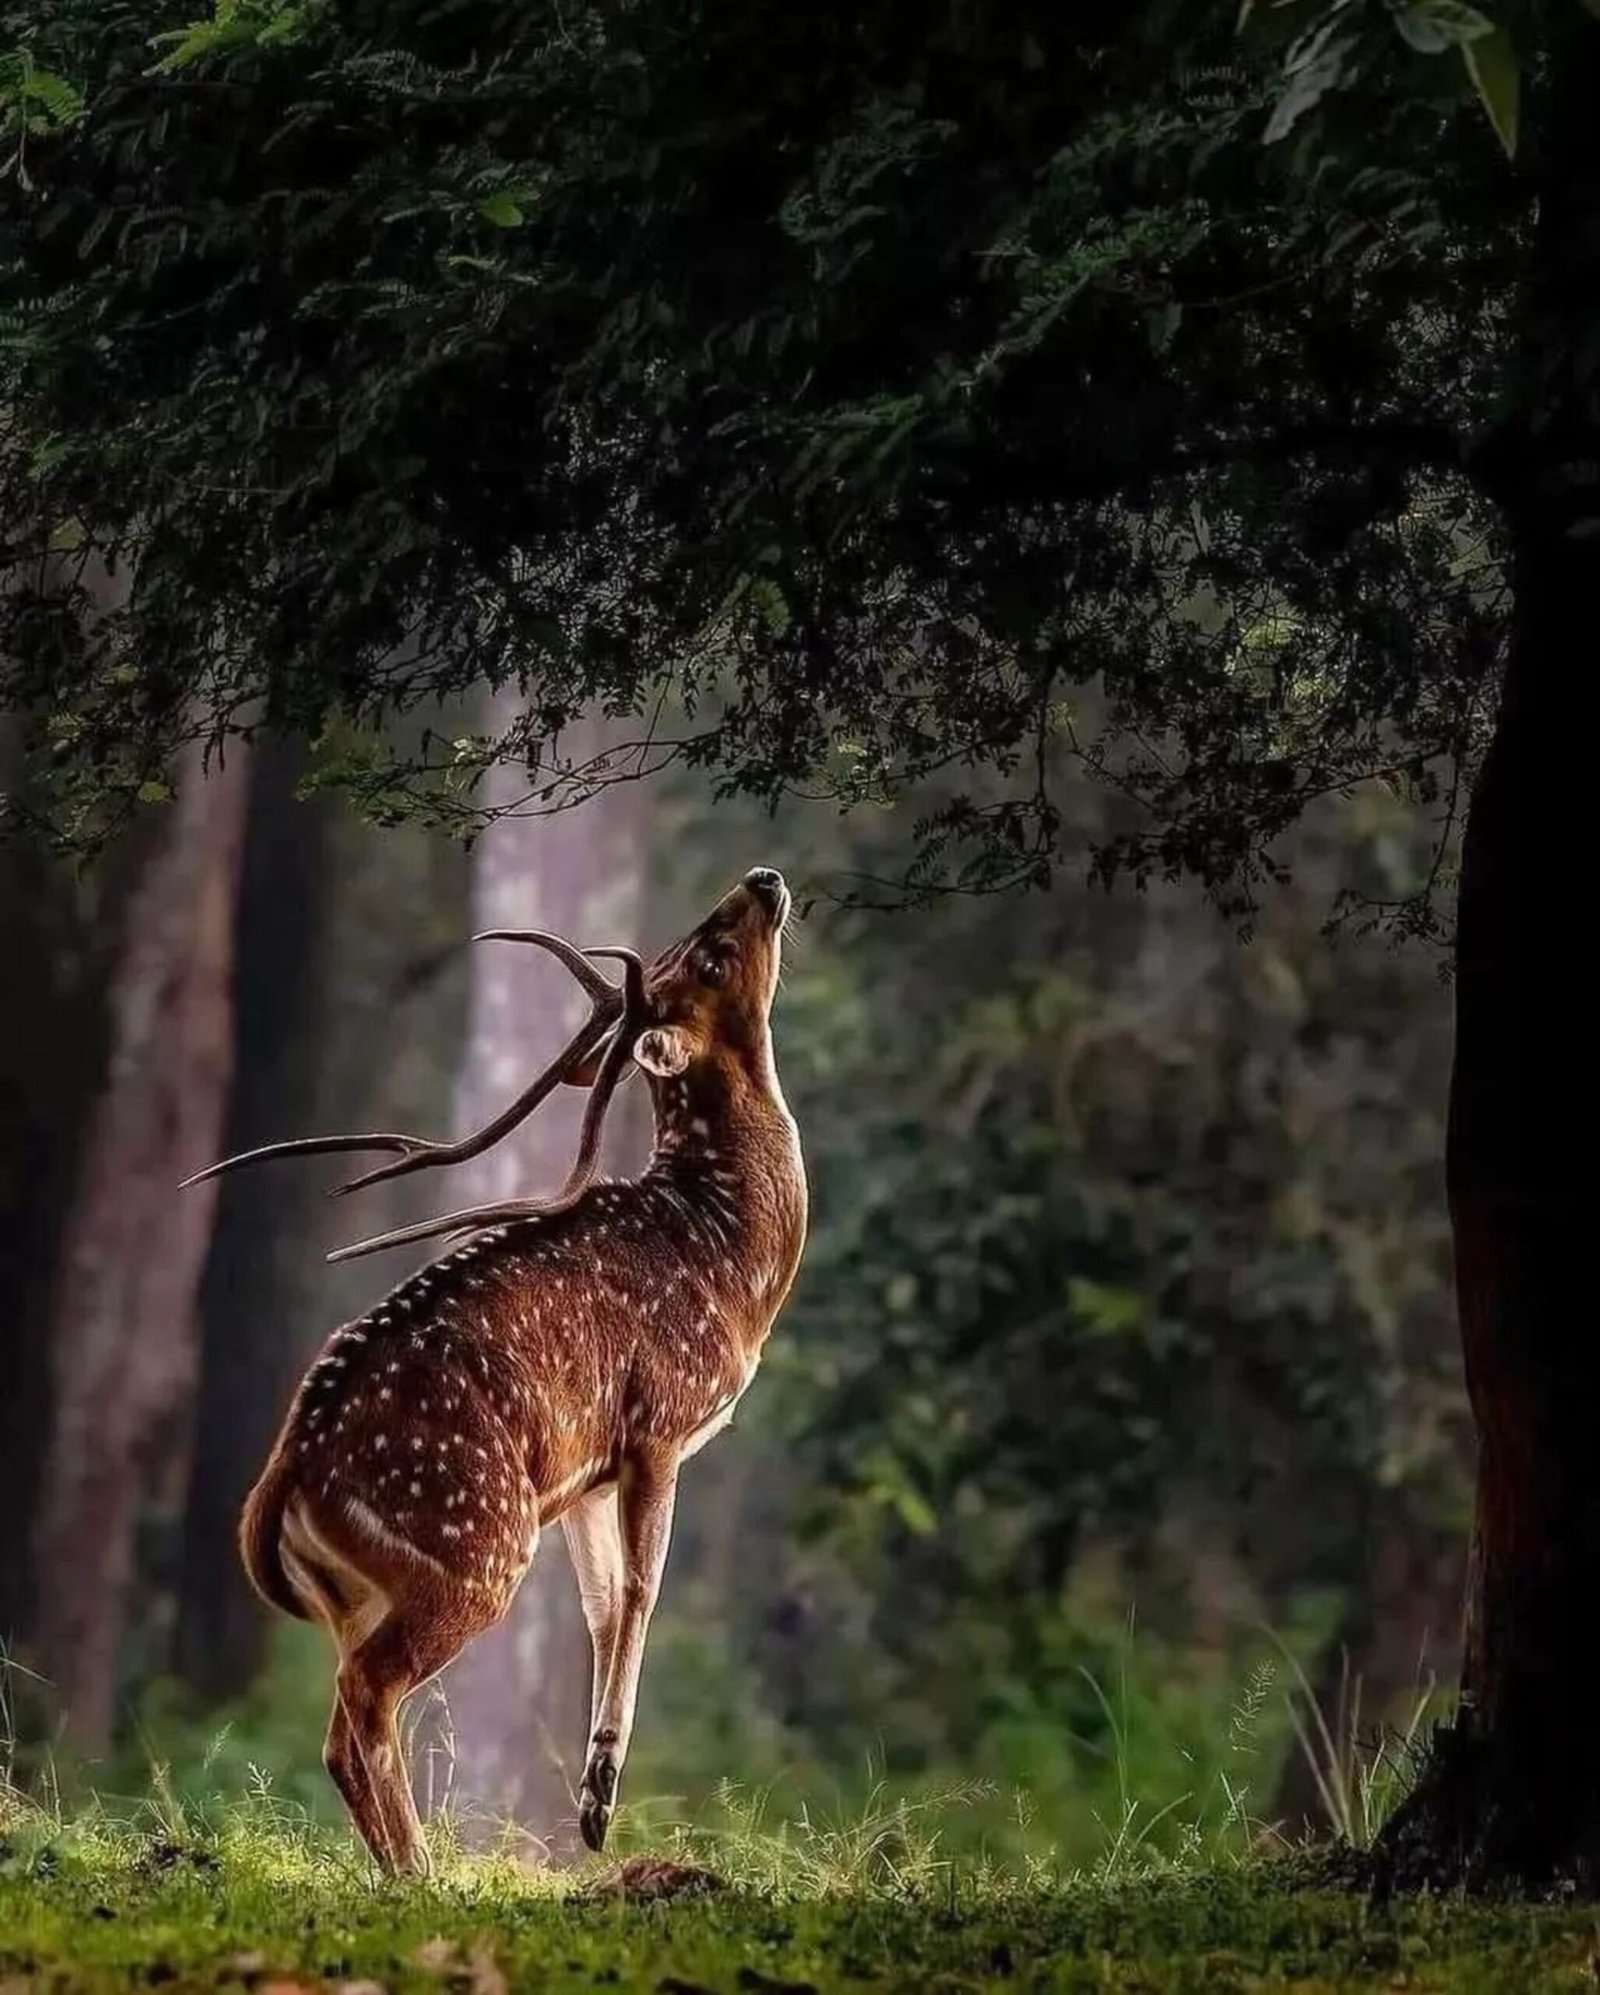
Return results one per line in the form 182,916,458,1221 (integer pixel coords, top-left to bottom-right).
561,1487,624,1744
578,1449,678,1852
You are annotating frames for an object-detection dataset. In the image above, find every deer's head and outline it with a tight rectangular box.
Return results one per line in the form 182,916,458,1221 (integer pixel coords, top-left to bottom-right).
632,867,791,1083
185,867,797,1263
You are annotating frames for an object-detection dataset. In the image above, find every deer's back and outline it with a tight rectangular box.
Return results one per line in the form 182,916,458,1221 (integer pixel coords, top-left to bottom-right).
276,1187,758,1572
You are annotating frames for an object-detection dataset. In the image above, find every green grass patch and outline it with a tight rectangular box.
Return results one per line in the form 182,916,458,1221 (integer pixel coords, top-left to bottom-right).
4,1786,1600,1993
87,1601,1431,1876
0,1628,1507,1992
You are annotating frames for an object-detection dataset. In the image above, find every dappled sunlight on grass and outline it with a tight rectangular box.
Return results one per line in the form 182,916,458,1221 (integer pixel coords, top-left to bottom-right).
4,1778,1600,1994
6,1644,1539,1992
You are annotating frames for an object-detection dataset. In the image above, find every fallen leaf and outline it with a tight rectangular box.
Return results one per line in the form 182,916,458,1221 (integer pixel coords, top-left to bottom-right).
582,1856,727,1903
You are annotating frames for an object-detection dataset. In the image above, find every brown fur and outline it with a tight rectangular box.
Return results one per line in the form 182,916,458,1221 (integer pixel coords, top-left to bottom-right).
237,1450,312,1622
236,872,806,1871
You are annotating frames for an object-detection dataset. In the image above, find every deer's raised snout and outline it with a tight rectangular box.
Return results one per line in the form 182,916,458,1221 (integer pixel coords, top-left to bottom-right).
742,867,789,920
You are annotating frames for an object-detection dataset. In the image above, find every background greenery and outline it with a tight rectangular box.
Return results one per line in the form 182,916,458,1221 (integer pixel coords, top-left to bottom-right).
0,744,1462,1871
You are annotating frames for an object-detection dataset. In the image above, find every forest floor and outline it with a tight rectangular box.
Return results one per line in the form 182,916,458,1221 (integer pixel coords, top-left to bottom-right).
3,1806,1600,1995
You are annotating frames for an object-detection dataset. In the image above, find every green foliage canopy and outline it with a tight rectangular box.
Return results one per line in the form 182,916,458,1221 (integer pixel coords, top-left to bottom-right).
1,0,1519,912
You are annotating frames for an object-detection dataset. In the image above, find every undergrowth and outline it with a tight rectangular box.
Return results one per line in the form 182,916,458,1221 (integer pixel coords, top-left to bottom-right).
3,1642,1512,1994
4,1782,1600,1994
77,1605,1449,1884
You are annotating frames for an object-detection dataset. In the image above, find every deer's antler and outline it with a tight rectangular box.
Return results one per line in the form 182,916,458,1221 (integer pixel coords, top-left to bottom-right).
180,934,648,1247
324,946,648,1263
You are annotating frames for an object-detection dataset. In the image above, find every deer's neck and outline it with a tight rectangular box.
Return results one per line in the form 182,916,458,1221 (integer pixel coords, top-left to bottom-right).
644,1051,807,1310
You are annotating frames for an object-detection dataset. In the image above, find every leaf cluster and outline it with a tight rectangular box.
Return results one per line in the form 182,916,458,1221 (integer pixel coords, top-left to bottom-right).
2,0,1518,905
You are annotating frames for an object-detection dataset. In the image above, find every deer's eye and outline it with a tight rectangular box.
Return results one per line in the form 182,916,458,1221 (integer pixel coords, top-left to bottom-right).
697,948,731,987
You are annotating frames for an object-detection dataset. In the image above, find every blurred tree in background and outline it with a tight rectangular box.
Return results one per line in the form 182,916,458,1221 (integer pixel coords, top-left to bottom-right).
414,696,647,1853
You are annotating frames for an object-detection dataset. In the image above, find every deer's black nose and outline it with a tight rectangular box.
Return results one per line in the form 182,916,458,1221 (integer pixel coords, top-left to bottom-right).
744,867,787,906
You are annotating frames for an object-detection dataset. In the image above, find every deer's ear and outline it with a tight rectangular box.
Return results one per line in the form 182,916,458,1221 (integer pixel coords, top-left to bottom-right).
633,1025,693,1077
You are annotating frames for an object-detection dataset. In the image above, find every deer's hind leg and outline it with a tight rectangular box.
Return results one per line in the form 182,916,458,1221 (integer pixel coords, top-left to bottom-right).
287,1497,526,1875
281,1499,417,1870
332,1621,434,1876
322,1678,405,1872
333,1561,526,1876
321,1691,366,1834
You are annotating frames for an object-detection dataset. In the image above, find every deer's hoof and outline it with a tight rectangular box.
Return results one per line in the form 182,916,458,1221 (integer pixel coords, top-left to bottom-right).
393,1840,433,1881
580,1738,620,1851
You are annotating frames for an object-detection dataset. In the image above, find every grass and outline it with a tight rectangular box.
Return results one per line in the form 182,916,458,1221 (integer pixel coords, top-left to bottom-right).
5,1795,1600,1993
108,1604,1386,1875
1271,1637,1440,1853
4,1634,1559,1993
6,1765,1600,1994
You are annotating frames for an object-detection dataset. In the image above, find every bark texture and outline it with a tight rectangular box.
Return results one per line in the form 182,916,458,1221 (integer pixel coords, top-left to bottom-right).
174,744,334,1700
1372,17,1600,1891
0,726,108,1649
27,747,250,1749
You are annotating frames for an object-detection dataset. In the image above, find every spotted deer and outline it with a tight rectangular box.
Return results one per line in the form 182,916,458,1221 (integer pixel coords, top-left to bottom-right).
187,868,805,1870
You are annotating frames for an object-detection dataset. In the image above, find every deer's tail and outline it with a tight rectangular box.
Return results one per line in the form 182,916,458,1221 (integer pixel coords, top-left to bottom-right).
238,1450,313,1622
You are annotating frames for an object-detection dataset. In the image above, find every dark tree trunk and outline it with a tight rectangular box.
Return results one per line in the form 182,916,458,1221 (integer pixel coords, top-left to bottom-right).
0,727,110,1649
173,743,334,1701
1373,19,1600,1891
26,748,250,1750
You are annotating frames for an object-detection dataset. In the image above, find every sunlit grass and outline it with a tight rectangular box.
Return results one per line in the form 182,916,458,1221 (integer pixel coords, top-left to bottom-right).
3,1772,1598,1994
1272,1635,1446,1851
2,1642,1593,1995
4,1641,1418,1910
7,1614,1446,1892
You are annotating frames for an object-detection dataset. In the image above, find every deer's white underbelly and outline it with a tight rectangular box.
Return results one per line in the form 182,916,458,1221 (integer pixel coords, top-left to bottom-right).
680,1371,755,1461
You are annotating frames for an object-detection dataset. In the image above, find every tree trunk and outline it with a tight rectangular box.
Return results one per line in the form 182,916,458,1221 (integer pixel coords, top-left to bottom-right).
173,743,334,1701
175,735,471,1706
0,727,110,1650
26,746,250,1751
1372,19,1600,1891
420,701,645,1859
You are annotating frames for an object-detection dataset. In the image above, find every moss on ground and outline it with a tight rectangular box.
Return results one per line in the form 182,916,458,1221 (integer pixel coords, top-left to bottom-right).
3,1814,1600,1995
